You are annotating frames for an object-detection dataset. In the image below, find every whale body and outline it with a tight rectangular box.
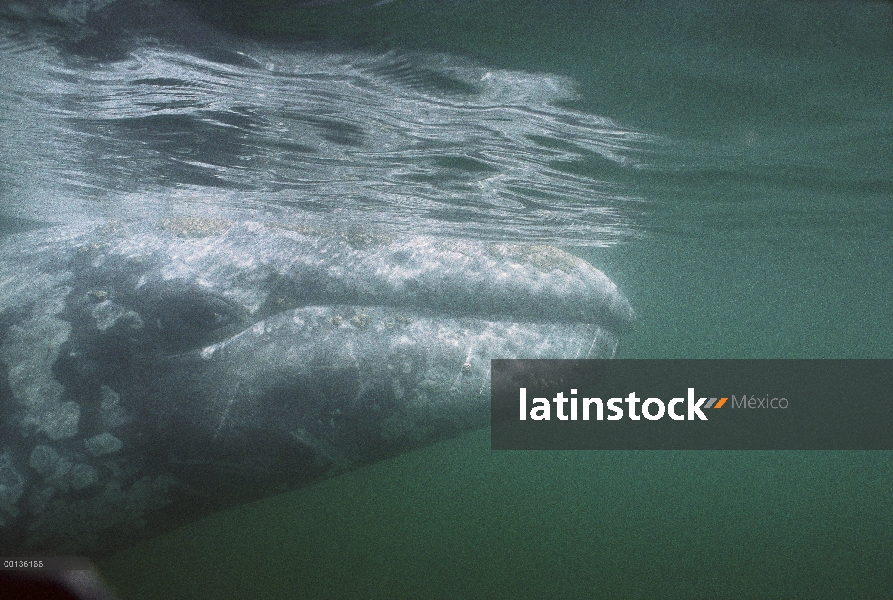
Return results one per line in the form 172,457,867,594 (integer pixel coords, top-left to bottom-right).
0,218,632,557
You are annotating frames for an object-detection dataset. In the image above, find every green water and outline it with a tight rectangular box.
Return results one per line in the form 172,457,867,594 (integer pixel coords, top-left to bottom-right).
102,435,893,598
99,1,893,598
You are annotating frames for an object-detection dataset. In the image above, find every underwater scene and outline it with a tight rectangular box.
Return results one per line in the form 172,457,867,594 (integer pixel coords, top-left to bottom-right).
0,0,891,598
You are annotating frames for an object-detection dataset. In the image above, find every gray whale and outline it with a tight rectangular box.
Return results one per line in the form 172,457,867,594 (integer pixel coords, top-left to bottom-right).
0,218,632,557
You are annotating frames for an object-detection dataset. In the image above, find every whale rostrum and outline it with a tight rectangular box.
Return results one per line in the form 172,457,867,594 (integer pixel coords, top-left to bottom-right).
0,218,633,556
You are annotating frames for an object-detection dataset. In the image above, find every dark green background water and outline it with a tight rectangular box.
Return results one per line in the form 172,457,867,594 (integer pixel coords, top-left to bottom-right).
95,1,892,597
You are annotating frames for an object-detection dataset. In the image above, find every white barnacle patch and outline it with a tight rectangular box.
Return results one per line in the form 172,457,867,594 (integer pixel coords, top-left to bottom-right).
39,401,80,441
84,433,123,457
349,313,371,330
91,300,125,331
251,321,266,335
69,463,98,491
200,343,220,360
0,300,81,440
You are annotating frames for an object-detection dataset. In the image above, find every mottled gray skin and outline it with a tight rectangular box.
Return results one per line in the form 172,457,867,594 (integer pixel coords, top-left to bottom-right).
0,219,633,557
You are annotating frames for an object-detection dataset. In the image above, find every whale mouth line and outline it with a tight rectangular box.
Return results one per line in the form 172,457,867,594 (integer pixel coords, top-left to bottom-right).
57,219,632,355
261,302,612,328
147,275,631,356
221,299,626,352
207,303,622,366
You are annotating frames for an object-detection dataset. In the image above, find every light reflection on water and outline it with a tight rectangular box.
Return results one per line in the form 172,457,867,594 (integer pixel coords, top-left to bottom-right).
0,7,656,244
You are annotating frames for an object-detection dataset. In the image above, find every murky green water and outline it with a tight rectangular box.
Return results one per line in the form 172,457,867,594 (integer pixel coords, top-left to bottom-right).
3,0,890,597
102,435,893,598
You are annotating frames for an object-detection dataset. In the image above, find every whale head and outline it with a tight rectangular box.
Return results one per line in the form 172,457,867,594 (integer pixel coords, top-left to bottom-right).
0,218,632,556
